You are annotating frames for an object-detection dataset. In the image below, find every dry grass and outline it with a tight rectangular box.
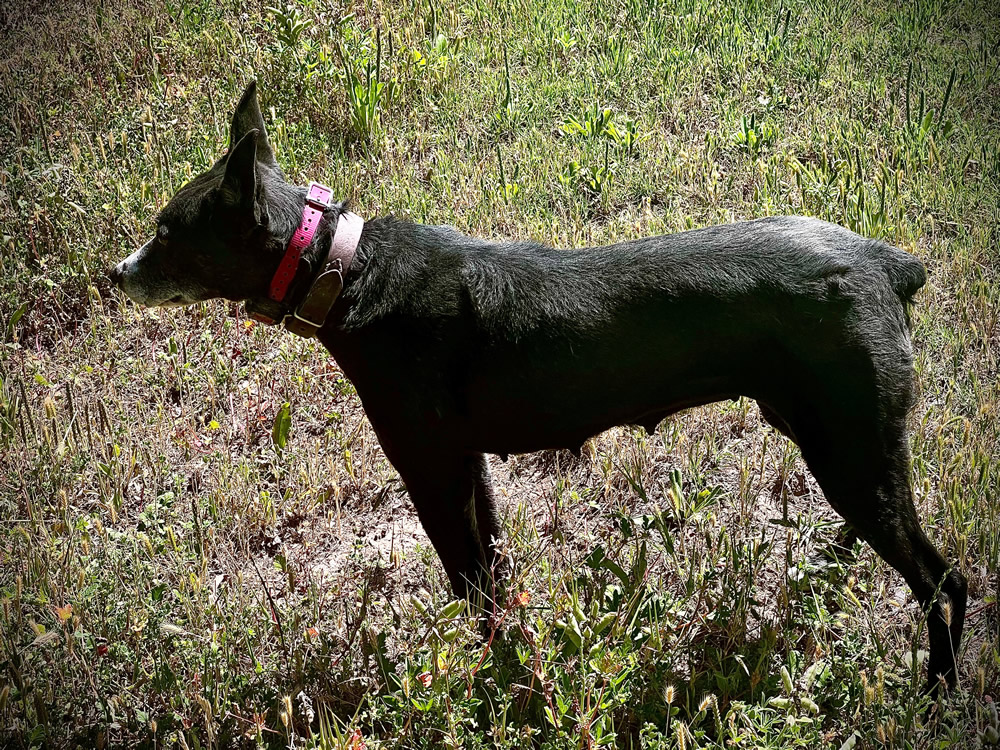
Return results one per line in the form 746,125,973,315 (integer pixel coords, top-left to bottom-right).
1,0,998,747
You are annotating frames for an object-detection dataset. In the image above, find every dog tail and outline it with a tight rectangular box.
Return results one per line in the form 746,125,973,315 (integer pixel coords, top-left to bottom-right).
883,249,927,303
879,246,927,328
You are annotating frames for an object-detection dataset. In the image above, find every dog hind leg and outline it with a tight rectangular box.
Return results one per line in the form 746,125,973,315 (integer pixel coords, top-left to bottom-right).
791,404,966,694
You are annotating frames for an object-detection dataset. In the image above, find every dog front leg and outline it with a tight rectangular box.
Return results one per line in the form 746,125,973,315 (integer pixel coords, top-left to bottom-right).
399,453,501,614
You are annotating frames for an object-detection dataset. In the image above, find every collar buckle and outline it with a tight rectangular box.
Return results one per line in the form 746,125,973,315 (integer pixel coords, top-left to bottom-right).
292,262,344,330
304,181,333,211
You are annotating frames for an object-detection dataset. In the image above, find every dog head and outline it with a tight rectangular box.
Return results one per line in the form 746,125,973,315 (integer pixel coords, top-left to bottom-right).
111,81,303,307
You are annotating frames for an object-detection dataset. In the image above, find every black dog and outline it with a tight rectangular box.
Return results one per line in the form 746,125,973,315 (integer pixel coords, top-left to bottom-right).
111,82,966,693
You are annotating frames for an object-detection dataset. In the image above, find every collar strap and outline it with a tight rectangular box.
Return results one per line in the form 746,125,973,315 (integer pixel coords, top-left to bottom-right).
271,181,332,302
246,182,363,338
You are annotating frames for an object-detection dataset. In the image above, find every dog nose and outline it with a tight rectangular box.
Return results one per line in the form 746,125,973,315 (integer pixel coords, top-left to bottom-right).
108,263,124,288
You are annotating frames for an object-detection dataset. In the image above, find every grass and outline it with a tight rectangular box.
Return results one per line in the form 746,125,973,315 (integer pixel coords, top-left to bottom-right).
1,0,999,747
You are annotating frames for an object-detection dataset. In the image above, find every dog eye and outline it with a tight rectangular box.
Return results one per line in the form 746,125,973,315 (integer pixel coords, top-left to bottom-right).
157,225,170,244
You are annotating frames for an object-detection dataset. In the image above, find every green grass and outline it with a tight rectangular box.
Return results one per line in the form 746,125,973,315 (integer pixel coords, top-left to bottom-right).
1,0,999,747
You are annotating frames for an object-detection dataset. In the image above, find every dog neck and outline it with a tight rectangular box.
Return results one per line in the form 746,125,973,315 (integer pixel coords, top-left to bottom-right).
246,185,364,338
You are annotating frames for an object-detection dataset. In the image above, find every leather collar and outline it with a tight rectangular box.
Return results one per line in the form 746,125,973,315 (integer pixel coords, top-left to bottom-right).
246,184,363,338
284,210,363,338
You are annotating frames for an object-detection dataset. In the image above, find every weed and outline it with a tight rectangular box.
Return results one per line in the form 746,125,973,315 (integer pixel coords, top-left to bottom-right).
733,112,778,155
1,0,998,747
493,144,520,203
492,44,530,134
606,117,645,158
552,29,577,57
561,103,615,140
342,28,392,144
267,2,314,53
559,143,614,199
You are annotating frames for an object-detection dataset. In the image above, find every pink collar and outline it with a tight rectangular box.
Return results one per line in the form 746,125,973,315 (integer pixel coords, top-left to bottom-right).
247,181,364,337
269,181,335,302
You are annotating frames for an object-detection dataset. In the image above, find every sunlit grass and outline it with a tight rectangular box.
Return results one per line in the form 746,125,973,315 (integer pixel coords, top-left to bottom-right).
1,0,998,747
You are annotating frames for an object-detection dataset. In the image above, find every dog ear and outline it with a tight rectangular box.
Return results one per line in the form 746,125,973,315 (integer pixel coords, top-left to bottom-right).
229,80,278,168
220,129,268,227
